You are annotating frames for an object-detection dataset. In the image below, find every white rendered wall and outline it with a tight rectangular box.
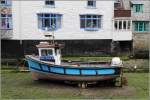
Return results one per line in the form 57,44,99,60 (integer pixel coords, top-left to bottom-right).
113,30,132,41
12,0,116,40
12,0,132,41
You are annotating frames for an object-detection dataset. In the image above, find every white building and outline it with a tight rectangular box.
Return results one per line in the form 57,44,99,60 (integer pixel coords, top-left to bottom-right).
12,0,132,41
1,0,134,57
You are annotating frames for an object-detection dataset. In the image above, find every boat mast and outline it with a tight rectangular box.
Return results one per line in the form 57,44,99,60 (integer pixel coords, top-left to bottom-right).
51,24,55,44
44,23,55,44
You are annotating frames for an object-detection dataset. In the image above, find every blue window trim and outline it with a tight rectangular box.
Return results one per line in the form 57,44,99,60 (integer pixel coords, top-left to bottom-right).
80,14,101,31
134,21,148,32
0,0,11,6
87,0,96,8
38,13,62,31
45,0,55,8
0,14,12,29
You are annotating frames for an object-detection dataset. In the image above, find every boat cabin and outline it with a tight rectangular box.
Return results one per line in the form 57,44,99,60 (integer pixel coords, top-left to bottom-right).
36,42,64,65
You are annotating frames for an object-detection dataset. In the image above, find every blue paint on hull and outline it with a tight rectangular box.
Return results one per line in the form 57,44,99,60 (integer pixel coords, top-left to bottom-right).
27,58,120,77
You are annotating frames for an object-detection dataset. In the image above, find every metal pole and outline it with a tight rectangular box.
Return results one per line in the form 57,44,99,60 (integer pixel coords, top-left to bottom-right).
52,17,55,44
52,26,55,44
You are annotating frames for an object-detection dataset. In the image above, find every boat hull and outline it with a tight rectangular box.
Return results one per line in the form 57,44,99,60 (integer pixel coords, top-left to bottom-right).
26,55,123,82
31,70,119,82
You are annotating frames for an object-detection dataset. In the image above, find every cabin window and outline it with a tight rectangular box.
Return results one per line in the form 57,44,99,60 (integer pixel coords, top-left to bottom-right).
0,0,11,6
45,0,55,7
132,4,143,13
0,14,12,29
133,21,148,32
87,0,96,8
80,14,101,31
38,13,62,31
41,49,53,56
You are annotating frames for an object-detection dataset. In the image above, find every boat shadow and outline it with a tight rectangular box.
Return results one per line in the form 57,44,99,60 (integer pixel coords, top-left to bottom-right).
32,79,120,89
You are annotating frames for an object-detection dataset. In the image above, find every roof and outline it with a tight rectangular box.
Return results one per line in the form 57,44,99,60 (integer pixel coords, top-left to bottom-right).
36,42,64,48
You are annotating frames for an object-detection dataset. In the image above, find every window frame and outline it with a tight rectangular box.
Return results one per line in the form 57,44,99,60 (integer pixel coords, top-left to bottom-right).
45,0,55,7
38,13,62,31
114,20,131,30
0,14,12,30
80,14,101,31
134,21,148,32
41,49,53,56
132,4,143,13
87,0,96,8
0,0,11,6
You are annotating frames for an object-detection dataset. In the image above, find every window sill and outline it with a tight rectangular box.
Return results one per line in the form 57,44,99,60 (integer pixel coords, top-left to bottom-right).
0,28,12,30
82,28,99,31
44,5,55,8
114,29,131,31
0,4,11,7
86,6,97,9
133,12,143,14
133,31,148,33
39,28,59,31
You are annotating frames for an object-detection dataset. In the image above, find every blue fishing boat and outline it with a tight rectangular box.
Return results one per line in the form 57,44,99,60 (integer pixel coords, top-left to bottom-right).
26,41,124,88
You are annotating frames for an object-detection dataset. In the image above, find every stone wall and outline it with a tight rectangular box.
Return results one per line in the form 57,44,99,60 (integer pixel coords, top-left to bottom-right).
1,40,112,58
133,33,149,58
2,39,133,59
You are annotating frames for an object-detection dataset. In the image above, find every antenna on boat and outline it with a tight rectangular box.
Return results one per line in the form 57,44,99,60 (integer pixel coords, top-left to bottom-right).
44,24,55,44
51,24,55,44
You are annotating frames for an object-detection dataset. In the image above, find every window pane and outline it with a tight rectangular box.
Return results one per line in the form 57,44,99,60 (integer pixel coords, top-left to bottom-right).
80,19,85,28
41,50,47,56
139,22,142,31
1,14,6,17
86,19,92,28
93,19,97,28
86,15,91,18
143,23,146,31
88,1,94,6
123,21,126,29
38,13,62,31
38,16,42,29
1,18,6,28
119,21,122,29
7,0,11,5
134,21,147,32
47,50,53,55
1,0,6,4
80,15,85,19
145,22,148,31
127,21,130,29
114,21,118,30
44,14,50,17
56,16,61,28
50,18,56,28
80,15,101,30
45,0,54,5
45,18,50,28
133,4,143,13
87,1,96,7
